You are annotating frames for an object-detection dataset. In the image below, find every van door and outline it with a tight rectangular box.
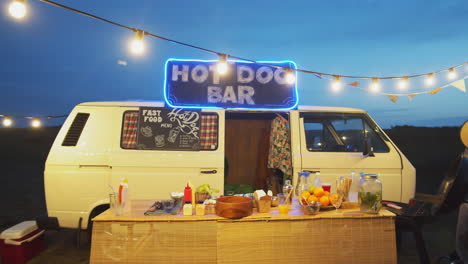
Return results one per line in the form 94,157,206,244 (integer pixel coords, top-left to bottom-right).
298,112,402,201
45,107,115,228
110,108,225,200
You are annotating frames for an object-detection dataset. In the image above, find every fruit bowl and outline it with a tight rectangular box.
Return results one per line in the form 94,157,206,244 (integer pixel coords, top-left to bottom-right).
301,201,321,215
215,196,253,219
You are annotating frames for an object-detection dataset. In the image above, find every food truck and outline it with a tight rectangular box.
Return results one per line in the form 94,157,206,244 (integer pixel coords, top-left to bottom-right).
43,59,415,230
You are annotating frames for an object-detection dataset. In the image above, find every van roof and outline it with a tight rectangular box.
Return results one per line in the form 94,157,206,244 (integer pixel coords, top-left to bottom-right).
77,101,365,113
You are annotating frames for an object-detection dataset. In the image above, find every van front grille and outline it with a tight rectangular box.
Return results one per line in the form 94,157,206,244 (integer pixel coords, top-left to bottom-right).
61,113,90,146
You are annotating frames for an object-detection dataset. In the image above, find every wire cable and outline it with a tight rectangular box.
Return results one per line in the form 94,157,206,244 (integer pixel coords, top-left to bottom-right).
35,0,468,80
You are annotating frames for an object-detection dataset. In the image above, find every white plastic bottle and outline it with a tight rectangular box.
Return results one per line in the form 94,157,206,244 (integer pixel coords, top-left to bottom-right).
348,171,359,202
314,172,322,187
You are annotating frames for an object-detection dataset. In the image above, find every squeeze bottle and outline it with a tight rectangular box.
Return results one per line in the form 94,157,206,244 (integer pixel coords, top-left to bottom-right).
184,183,192,204
118,178,130,212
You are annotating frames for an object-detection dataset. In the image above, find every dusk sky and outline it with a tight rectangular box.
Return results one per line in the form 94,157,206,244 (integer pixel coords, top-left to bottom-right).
2,0,468,128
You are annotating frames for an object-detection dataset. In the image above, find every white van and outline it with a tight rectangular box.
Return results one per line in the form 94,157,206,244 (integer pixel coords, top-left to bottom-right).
44,101,415,230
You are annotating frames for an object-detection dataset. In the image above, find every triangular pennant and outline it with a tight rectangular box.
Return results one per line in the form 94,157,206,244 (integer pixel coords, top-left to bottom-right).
387,95,399,103
429,88,443,94
450,79,466,92
407,94,417,101
348,81,360,87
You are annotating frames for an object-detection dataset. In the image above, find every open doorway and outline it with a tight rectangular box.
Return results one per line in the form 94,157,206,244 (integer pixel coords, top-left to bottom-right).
224,112,290,194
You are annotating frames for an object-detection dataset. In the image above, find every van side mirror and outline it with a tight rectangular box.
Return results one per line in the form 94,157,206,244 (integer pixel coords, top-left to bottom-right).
363,133,375,157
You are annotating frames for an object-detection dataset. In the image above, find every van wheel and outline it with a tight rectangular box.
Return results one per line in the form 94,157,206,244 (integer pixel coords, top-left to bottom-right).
86,204,110,244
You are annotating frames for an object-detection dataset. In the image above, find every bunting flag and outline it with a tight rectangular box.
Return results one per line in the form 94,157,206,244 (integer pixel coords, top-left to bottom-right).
429,88,443,94
407,94,417,101
348,81,360,87
450,79,466,92
387,95,399,103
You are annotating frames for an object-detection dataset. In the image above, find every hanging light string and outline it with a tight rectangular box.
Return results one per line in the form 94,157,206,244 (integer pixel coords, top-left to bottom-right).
10,0,462,82
0,114,68,119
0,114,67,128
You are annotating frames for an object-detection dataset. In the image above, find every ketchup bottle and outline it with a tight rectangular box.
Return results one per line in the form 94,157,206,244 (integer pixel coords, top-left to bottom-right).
184,183,192,204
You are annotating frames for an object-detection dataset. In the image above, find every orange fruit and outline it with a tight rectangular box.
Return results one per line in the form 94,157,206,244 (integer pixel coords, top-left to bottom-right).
300,191,311,200
324,191,330,196
319,195,330,207
329,194,339,204
307,195,319,202
313,187,325,197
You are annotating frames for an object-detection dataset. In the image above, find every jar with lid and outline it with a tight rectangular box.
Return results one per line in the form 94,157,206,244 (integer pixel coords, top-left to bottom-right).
358,174,382,214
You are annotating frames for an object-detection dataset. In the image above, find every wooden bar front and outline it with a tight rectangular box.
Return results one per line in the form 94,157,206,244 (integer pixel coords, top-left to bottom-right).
90,200,397,264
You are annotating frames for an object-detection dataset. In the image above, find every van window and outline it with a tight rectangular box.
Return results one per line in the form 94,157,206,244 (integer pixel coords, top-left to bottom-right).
62,113,90,146
303,114,389,153
121,111,218,150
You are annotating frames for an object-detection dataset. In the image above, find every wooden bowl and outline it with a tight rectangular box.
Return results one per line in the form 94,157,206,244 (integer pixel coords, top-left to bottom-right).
215,196,253,219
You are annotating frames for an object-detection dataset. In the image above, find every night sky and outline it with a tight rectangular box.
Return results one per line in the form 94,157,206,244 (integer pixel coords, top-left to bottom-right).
2,0,468,128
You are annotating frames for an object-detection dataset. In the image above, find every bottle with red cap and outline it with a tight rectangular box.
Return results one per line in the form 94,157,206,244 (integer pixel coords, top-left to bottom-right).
184,183,192,204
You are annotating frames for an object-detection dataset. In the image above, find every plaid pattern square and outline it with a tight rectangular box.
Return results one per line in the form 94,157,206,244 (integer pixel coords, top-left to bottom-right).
200,114,219,150
121,111,218,150
121,111,139,149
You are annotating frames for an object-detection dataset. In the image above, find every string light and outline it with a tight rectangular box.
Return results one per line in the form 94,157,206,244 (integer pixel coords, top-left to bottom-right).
3,117,13,127
8,0,27,19
425,73,435,86
397,77,409,90
5,0,468,96
331,76,342,92
129,30,145,55
31,118,41,128
369,78,380,93
216,54,228,75
448,68,457,80
285,68,296,85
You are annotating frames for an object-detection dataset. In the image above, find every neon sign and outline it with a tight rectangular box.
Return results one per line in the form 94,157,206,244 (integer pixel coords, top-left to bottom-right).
164,59,298,110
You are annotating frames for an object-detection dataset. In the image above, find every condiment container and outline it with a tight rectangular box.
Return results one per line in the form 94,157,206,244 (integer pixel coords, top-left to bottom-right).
196,202,205,216
183,201,193,216
358,174,382,214
257,196,272,213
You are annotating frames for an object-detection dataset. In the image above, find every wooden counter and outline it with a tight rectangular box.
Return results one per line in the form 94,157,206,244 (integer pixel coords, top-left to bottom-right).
90,200,397,264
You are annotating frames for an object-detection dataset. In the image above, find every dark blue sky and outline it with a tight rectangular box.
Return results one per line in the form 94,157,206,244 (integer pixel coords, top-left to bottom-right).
2,0,468,128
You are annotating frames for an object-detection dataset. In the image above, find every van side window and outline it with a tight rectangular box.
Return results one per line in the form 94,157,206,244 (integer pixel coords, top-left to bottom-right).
304,115,389,153
62,113,90,146
121,111,218,150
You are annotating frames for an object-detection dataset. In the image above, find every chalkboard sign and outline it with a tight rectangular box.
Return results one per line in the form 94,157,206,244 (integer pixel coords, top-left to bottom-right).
136,107,201,151
164,59,298,109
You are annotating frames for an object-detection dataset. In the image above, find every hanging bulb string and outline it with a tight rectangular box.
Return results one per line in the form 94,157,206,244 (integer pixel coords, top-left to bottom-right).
324,75,468,96
32,0,468,81
0,114,68,119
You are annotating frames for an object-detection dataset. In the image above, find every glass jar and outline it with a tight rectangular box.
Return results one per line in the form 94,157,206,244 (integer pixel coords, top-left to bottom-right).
295,172,306,196
358,174,382,214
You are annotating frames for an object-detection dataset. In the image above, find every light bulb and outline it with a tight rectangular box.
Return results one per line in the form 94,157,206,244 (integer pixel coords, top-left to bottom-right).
31,119,41,128
425,73,435,86
331,76,342,92
8,0,26,19
448,68,457,80
369,78,380,93
397,77,409,90
129,30,145,55
217,54,228,74
285,68,295,85
3,117,12,127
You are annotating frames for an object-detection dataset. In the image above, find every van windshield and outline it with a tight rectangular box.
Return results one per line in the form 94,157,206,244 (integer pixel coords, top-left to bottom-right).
303,113,389,153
